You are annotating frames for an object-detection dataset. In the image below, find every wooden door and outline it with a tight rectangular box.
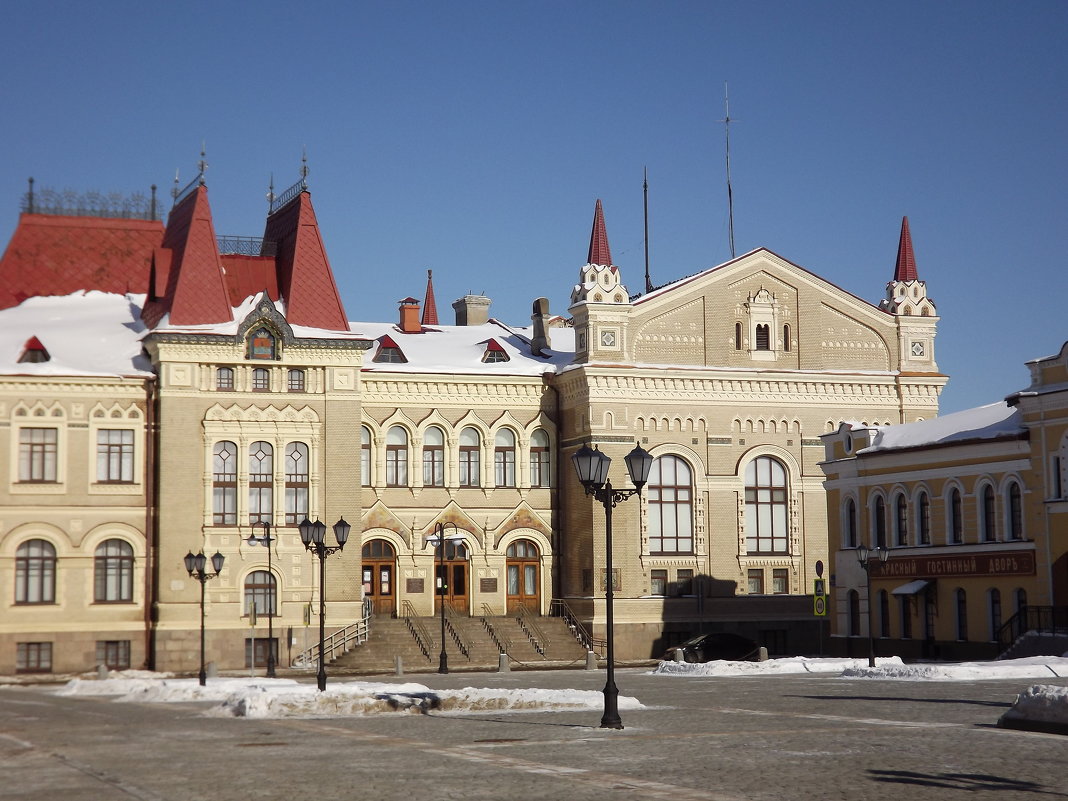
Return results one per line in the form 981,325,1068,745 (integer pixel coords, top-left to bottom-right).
505,539,540,614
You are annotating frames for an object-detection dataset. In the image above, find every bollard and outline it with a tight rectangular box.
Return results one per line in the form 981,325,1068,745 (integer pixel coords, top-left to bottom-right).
673,649,684,662
206,661,218,678
97,664,108,679
585,650,598,670
497,652,510,673
758,646,768,662
394,655,403,676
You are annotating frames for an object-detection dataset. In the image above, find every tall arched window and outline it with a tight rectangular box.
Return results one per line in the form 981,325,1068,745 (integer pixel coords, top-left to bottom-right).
734,322,742,350
494,429,516,487
848,590,861,636
745,456,788,554
249,441,273,525
284,443,309,525
894,494,908,546
94,539,133,602
981,484,996,542
422,426,444,487
244,570,276,617
955,588,968,641
15,539,56,604
648,455,693,554
918,492,931,545
873,496,887,548
845,498,857,548
1007,482,1023,540
459,427,480,487
949,488,963,544
529,429,550,488
782,324,791,352
386,426,408,487
879,590,890,638
213,441,237,525
988,588,1002,642
360,426,372,487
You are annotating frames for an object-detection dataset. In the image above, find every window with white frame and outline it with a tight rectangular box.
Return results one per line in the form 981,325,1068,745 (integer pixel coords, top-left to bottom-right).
360,426,372,487
96,429,134,483
15,539,56,604
745,456,788,554
422,426,445,487
529,429,550,488
648,455,693,554
213,441,237,525
386,426,408,487
494,429,516,487
249,441,273,525
285,443,309,525
19,428,57,482
459,427,480,487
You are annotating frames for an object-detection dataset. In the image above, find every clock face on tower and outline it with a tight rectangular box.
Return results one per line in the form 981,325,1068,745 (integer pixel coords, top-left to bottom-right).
911,341,925,357
600,329,616,347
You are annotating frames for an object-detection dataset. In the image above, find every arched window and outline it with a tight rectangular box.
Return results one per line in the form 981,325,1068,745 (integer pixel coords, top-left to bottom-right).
879,590,890,638
284,443,309,525
648,455,694,554
252,367,270,392
783,324,791,352
213,441,237,525
244,570,276,617
287,369,305,392
745,456,788,554
360,426,372,487
918,492,931,545
734,322,742,350
1015,588,1027,614
216,367,234,390
949,488,963,544
844,498,858,548
988,588,1002,641
981,484,996,542
16,539,56,604
422,426,445,487
459,427,480,487
755,324,770,350
955,589,968,641
529,429,550,488
386,426,408,487
894,494,908,546
873,496,887,548
1007,482,1023,540
900,596,913,639
249,441,273,525
94,539,133,602
848,590,861,637
494,429,517,487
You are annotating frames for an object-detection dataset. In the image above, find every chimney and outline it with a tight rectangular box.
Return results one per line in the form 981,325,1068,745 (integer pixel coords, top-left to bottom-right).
452,294,491,326
530,297,551,356
398,297,421,333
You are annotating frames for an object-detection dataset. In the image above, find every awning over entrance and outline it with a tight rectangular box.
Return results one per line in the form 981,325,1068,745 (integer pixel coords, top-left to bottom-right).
891,579,930,596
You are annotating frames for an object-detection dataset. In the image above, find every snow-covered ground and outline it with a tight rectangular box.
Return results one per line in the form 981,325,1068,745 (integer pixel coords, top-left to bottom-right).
48,654,1068,731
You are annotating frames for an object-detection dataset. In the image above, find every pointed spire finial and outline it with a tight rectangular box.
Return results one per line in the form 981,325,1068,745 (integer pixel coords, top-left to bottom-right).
587,199,612,267
893,216,919,282
267,173,275,209
171,168,180,200
421,268,439,326
300,146,309,189
197,142,208,186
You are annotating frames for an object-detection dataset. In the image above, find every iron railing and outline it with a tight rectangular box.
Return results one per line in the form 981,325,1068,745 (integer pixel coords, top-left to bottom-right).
480,603,512,654
997,605,1068,656
292,597,373,669
269,176,306,213
443,604,472,659
514,603,548,657
22,184,159,220
550,599,604,656
216,235,278,257
399,600,433,661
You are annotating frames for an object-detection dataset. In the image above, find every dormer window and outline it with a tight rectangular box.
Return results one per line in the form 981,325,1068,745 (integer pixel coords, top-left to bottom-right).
483,339,509,363
18,336,50,363
374,335,407,363
249,327,277,360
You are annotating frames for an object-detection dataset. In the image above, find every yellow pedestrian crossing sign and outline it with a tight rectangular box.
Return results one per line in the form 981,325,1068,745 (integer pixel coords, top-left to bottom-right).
813,579,828,616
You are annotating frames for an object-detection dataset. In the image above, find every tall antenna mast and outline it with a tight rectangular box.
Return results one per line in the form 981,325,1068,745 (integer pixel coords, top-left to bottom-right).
721,82,736,259
643,166,652,293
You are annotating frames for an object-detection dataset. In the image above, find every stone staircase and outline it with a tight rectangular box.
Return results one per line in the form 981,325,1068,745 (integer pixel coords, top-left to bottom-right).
329,614,590,674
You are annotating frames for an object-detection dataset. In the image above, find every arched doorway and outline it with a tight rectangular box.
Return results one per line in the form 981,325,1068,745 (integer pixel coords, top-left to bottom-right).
506,539,540,614
362,539,396,616
434,539,469,614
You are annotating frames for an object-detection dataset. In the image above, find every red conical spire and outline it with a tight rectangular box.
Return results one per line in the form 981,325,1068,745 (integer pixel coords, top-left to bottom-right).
421,269,439,326
587,199,612,266
893,216,919,282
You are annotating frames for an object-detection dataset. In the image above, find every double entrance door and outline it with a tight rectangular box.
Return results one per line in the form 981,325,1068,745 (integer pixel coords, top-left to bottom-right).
435,559,468,613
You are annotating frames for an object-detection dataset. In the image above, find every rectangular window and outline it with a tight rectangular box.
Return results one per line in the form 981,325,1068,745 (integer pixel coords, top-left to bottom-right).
650,569,668,596
288,369,305,392
747,569,764,595
16,642,52,673
676,569,694,596
530,448,550,488
96,429,134,483
386,446,408,487
459,449,479,487
771,568,789,594
95,640,131,670
19,428,58,482
494,448,515,487
423,447,444,487
252,368,270,391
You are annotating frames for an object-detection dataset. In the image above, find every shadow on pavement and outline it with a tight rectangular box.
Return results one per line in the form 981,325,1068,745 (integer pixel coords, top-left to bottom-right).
786,694,1010,708
868,769,1066,796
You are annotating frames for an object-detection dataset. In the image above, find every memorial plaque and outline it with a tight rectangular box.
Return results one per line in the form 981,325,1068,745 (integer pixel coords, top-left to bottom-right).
406,578,425,594
480,578,497,593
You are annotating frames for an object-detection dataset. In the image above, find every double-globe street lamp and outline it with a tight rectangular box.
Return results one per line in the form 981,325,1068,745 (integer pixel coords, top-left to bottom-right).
298,516,350,691
572,442,653,730
856,543,890,668
427,521,464,675
183,550,225,686
246,521,277,678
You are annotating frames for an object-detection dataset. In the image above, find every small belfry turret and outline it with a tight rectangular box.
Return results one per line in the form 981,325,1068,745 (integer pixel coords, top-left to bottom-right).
881,216,939,372
568,199,632,363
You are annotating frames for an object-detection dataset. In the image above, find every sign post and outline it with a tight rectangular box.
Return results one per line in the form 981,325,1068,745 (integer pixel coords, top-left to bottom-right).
813,561,827,656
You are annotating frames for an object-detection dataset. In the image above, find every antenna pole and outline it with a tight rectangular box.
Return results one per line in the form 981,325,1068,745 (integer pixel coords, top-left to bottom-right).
722,82,736,259
643,167,652,293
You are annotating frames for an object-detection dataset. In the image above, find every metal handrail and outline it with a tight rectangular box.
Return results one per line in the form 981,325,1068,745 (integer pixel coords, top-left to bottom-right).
997,605,1068,656
292,597,374,668
443,604,472,658
514,603,548,656
399,600,433,661
479,604,511,653
550,598,605,656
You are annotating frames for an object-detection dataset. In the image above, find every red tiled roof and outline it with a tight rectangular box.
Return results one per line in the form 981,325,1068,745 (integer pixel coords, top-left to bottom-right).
587,199,613,267
264,192,348,331
221,255,279,307
0,213,163,309
421,270,439,325
893,216,919,282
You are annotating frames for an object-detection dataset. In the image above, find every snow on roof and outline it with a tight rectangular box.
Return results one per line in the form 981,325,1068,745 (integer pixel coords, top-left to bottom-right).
0,292,153,377
858,401,1024,454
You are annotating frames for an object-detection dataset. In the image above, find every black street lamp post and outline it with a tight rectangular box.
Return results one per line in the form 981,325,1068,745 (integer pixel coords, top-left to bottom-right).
572,442,653,730
428,521,462,675
247,521,277,678
856,544,890,668
183,550,225,687
298,516,351,691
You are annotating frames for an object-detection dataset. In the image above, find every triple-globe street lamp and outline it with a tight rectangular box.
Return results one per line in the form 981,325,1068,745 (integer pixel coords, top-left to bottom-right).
246,521,277,678
856,543,890,668
572,442,653,730
298,516,350,691
183,550,225,686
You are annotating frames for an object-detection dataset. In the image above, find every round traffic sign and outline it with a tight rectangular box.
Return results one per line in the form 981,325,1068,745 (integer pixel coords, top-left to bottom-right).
814,595,827,616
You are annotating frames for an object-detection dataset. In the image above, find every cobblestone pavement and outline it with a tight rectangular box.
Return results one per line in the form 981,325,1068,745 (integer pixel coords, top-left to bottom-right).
2,667,1066,801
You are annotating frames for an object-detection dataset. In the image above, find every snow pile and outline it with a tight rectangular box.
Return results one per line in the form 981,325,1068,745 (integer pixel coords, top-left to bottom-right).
653,656,904,676
999,684,1068,731
839,656,1068,681
56,675,643,720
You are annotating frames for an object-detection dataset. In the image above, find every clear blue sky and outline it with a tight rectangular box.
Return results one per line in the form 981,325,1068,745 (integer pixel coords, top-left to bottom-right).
2,1,1065,414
